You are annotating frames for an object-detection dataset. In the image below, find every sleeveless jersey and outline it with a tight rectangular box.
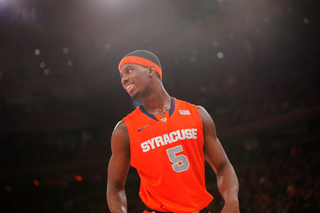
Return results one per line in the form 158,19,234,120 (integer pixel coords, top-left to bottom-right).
123,97,213,212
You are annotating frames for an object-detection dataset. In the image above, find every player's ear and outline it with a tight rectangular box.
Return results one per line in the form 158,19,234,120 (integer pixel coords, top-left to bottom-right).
147,65,157,77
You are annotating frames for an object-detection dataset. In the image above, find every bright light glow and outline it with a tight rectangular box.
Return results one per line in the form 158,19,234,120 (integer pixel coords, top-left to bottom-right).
44,69,49,75
212,41,219,47
217,52,224,59
105,43,111,49
75,175,83,181
67,60,73,66
40,62,45,68
33,180,40,186
35,49,40,56
63,47,69,54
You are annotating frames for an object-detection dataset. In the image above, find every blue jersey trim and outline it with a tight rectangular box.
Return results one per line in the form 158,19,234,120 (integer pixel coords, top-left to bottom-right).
139,105,158,121
139,97,175,121
169,96,175,117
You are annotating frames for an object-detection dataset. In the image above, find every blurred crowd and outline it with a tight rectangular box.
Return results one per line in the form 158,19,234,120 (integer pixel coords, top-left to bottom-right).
0,130,111,170
194,55,320,129
2,123,319,213
1,0,319,211
1,54,319,212
1,55,319,171
235,129,320,213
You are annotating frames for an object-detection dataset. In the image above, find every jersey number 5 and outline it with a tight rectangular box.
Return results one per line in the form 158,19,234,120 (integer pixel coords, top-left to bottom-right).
166,145,190,173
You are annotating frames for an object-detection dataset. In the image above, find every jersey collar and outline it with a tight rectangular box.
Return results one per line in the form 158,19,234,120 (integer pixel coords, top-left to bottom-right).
139,97,175,121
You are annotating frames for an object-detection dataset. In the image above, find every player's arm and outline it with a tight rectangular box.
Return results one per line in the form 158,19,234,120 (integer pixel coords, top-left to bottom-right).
197,106,240,213
107,120,131,213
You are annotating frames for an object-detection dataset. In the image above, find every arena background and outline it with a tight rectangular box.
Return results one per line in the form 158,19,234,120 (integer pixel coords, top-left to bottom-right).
0,0,319,212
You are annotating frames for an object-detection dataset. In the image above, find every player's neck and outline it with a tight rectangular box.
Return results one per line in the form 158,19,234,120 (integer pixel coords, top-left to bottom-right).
140,88,171,117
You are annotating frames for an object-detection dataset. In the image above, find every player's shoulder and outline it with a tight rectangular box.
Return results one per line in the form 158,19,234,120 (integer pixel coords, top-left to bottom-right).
174,98,205,113
111,120,128,140
113,106,142,136
122,106,141,122
195,105,215,127
113,120,127,133
111,120,130,148
174,97,197,109
196,105,207,114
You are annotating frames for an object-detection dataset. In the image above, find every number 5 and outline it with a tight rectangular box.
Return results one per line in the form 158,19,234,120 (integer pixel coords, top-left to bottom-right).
166,145,190,173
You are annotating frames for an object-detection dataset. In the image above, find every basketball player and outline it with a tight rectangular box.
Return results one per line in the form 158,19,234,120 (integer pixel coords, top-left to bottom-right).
107,50,239,213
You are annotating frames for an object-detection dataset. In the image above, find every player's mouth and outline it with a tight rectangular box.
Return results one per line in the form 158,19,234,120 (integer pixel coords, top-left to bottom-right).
126,83,134,93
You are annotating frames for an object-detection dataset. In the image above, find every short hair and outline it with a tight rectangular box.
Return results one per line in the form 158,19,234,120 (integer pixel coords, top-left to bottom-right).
125,50,162,70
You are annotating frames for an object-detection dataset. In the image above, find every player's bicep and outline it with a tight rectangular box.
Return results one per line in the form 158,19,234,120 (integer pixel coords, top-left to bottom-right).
197,106,230,174
107,121,130,189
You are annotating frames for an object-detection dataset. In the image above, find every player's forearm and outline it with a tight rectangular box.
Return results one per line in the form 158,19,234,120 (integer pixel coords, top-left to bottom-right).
107,186,127,213
216,162,239,206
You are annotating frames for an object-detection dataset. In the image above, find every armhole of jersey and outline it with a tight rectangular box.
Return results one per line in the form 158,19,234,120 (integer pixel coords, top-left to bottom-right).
123,113,142,162
194,105,203,131
121,118,132,156
193,105,205,153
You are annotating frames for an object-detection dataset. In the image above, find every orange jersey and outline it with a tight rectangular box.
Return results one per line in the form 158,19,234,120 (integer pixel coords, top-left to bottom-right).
123,97,213,212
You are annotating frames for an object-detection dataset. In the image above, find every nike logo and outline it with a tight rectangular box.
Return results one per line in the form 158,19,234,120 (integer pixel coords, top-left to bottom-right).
138,125,149,132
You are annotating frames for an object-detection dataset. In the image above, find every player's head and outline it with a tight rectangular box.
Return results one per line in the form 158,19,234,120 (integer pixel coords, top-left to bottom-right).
118,50,162,80
118,50,162,99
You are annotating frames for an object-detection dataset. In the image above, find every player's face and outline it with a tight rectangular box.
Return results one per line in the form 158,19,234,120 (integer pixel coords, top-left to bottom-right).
119,63,150,99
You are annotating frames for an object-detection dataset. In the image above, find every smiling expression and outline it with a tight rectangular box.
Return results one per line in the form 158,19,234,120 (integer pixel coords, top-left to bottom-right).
119,63,151,99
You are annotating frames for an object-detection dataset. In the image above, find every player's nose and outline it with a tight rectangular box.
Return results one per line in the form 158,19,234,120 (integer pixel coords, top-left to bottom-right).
121,74,129,86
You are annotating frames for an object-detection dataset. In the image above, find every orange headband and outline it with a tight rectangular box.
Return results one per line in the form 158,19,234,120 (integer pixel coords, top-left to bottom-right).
118,56,162,79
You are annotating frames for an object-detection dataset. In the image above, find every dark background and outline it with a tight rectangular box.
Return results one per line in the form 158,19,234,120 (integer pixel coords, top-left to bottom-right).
0,0,319,212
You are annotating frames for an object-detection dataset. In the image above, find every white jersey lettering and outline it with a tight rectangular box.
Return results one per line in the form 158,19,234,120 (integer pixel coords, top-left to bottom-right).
185,129,192,139
192,128,197,139
147,138,156,149
163,134,171,145
169,131,178,142
141,128,198,152
177,130,185,140
155,136,164,147
141,142,150,152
